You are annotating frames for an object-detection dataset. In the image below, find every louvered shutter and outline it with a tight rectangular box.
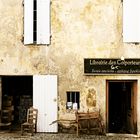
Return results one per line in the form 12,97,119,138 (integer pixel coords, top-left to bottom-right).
123,0,140,42
37,0,50,44
24,0,33,44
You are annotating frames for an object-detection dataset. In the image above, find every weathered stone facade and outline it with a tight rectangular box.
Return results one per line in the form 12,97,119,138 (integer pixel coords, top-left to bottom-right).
1,0,140,136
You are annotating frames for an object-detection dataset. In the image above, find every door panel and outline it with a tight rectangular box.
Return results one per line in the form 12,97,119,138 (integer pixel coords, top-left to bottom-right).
33,75,58,132
133,81,137,133
45,75,58,132
126,82,134,133
0,78,2,110
127,109,133,133
126,81,137,134
33,75,45,132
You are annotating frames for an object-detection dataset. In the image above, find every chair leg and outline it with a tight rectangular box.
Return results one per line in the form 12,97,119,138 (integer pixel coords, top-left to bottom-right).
76,124,79,137
21,125,23,136
34,125,37,133
9,125,11,132
31,126,34,136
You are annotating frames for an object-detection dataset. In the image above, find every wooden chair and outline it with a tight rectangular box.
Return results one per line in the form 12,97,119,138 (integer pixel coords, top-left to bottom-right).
88,112,103,134
75,112,89,136
21,107,38,136
75,110,104,136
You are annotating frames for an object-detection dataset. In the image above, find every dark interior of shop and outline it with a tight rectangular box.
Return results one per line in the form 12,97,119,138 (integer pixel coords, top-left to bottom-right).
1,76,33,131
108,82,132,133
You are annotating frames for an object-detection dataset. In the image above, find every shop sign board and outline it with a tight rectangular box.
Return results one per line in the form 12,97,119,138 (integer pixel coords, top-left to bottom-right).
84,58,140,75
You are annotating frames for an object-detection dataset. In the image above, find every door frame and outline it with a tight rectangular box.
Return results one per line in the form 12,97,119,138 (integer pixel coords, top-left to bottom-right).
106,80,137,134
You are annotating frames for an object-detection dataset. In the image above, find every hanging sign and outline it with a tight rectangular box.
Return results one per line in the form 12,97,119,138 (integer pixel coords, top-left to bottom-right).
84,58,140,75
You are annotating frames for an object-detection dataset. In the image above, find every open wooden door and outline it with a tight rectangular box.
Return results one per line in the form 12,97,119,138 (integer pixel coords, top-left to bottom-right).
33,75,58,132
126,81,137,134
0,77,2,110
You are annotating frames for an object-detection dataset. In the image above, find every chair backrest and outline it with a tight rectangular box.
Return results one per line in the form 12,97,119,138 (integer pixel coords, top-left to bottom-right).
27,107,38,125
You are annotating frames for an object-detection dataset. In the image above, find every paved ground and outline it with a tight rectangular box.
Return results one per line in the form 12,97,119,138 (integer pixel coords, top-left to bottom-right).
0,132,140,140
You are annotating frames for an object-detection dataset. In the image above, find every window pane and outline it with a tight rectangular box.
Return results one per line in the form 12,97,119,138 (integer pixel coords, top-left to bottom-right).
33,31,37,42
33,0,37,43
76,92,80,109
34,0,37,10
72,92,75,103
34,11,37,21
67,92,70,102
33,21,37,31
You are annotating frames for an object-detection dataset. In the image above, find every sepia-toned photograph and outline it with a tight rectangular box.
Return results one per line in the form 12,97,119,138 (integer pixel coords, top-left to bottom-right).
0,0,140,139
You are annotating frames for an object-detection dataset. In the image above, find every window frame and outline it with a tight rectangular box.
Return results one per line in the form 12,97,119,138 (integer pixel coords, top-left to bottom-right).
24,0,51,45
66,91,80,110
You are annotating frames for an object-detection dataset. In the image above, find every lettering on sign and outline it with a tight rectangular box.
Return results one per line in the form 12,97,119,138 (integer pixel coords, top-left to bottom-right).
84,58,140,74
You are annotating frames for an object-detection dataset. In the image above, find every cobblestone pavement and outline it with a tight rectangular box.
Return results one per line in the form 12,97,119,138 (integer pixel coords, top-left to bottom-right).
0,132,140,140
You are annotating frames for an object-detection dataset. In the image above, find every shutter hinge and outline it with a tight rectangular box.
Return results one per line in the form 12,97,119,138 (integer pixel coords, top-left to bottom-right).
134,43,139,45
21,36,24,43
22,0,24,6
47,35,52,46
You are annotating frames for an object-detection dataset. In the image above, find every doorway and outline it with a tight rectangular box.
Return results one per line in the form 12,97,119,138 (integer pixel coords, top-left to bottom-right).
106,80,137,134
0,76,33,131
0,75,58,132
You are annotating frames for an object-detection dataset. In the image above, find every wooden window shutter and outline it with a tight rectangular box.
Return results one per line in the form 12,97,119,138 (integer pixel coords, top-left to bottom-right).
123,0,140,42
37,0,50,44
24,0,33,44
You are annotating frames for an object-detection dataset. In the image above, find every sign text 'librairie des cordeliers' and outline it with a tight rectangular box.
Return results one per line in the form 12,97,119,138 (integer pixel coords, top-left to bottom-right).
84,58,140,74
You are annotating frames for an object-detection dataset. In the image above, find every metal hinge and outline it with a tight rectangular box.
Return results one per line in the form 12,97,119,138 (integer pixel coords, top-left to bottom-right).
22,0,24,6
